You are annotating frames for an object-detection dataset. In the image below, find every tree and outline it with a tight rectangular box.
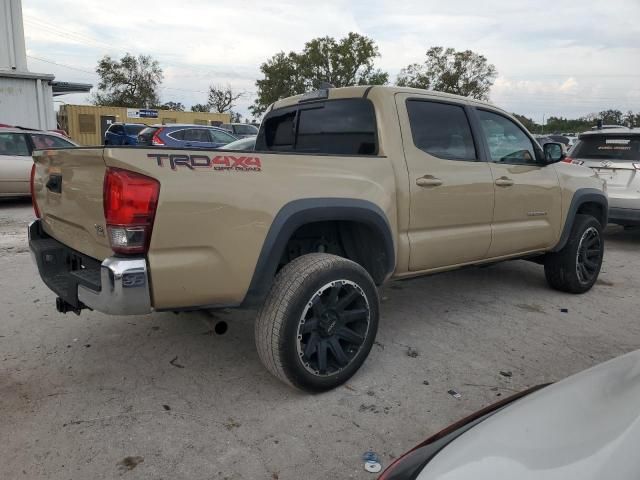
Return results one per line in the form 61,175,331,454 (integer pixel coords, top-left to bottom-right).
512,113,538,132
598,109,623,125
191,103,210,112
93,53,163,107
158,101,185,111
397,47,497,100
229,110,242,123
251,32,389,115
207,84,242,113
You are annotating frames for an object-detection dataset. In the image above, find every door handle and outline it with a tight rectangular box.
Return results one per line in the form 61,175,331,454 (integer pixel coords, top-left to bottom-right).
416,176,443,187
495,176,514,187
46,174,62,194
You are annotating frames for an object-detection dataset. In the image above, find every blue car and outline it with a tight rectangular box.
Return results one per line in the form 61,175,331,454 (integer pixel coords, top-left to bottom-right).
137,124,238,148
104,123,147,145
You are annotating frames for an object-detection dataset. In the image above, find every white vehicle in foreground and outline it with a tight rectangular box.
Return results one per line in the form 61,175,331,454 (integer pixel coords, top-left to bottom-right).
379,350,640,480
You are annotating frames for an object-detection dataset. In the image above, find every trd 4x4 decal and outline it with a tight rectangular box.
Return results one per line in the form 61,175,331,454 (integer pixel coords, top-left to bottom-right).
148,153,261,171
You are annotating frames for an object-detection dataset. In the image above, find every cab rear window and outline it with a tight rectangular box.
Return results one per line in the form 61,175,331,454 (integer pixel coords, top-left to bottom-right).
257,98,378,155
573,136,640,161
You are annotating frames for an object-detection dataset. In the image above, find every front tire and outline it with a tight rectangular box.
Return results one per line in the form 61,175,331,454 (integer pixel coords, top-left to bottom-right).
544,214,604,293
255,253,379,392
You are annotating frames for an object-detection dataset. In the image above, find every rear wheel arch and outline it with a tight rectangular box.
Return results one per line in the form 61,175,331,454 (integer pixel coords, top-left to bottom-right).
242,198,395,307
553,189,608,252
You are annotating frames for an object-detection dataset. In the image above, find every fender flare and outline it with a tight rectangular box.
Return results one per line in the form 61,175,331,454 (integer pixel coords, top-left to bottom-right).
552,188,608,252
242,198,396,307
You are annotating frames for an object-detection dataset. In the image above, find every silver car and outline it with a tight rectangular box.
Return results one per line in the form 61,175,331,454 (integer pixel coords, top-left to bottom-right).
379,350,640,479
0,127,77,197
568,128,640,227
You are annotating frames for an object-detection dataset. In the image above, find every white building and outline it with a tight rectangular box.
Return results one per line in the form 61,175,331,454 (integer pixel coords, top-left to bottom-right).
0,0,57,129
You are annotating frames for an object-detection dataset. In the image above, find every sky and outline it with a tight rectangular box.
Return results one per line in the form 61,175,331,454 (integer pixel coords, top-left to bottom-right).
21,0,640,123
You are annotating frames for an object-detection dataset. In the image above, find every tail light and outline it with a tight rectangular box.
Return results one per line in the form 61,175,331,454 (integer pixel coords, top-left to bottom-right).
151,128,165,146
103,168,160,255
562,156,573,163
30,163,41,218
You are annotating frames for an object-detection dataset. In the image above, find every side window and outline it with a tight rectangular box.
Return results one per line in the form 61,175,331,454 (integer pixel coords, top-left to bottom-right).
477,110,538,164
296,99,377,155
0,133,30,156
168,129,185,141
258,99,378,155
262,111,296,151
183,128,211,142
209,129,236,143
110,125,124,135
31,134,74,149
406,100,477,161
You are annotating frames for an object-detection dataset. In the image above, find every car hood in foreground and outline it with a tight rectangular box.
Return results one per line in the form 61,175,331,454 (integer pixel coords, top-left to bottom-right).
418,350,640,480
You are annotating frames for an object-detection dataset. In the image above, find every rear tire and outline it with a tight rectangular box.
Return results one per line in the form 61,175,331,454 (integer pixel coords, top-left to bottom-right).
255,253,379,392
544,214,604,293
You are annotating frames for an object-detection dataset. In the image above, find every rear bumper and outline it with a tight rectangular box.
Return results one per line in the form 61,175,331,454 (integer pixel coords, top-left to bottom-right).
28,220,152,315
609,207,640,226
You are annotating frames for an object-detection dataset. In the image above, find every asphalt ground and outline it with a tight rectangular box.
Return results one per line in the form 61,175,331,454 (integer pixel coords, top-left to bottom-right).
1,197,639,479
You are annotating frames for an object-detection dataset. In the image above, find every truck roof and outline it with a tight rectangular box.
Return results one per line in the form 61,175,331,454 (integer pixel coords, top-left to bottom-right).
270,85,504,114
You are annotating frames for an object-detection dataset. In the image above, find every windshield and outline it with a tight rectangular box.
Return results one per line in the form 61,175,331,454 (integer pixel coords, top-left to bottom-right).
234,124,258,135
573,136,640,161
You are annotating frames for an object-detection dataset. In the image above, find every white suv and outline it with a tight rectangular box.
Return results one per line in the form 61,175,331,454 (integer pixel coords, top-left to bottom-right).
568,128,640,227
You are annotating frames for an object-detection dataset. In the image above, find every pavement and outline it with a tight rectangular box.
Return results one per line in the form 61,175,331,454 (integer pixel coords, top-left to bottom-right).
1,196,639,479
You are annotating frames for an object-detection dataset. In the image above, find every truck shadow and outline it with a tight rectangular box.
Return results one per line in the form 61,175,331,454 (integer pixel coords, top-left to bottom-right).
0,197,32,209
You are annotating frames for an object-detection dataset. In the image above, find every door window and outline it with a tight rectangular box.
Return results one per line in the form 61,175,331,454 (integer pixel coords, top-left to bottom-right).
0,133,30,156
478,110,538,164
209,129,237,143
31,134,74,149
183,128,211,142
406,100,477,161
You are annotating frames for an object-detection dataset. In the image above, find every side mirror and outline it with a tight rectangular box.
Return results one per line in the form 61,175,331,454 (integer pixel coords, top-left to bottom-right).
543,142,565,163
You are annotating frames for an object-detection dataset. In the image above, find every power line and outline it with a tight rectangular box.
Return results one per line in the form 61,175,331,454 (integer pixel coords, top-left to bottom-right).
26,55,96,76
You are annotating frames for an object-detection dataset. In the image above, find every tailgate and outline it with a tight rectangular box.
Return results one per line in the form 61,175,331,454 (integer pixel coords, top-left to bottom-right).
32,147,112,260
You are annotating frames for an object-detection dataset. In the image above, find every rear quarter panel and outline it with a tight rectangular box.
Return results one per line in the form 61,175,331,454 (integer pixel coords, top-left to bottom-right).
103,148,398,310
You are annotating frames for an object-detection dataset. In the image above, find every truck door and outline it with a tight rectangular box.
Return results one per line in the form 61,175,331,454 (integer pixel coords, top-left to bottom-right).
395,94,495,270
473,108,562,257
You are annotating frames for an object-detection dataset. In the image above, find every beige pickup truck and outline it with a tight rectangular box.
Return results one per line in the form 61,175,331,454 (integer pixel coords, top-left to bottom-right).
29,86,607,391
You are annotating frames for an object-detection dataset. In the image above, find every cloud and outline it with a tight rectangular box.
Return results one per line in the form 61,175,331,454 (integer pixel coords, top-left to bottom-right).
21,0,640,120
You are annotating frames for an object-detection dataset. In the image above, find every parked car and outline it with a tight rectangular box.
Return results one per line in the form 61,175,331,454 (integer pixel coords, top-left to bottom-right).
220,135,256,151
219,123,259,138
378,349,640,480
547,134,570,145
0,127,76,197
567,136,580,149
533,135,555,147
566,127,640,227
29,85,607,392
137,124,237,148
104,123,147,146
